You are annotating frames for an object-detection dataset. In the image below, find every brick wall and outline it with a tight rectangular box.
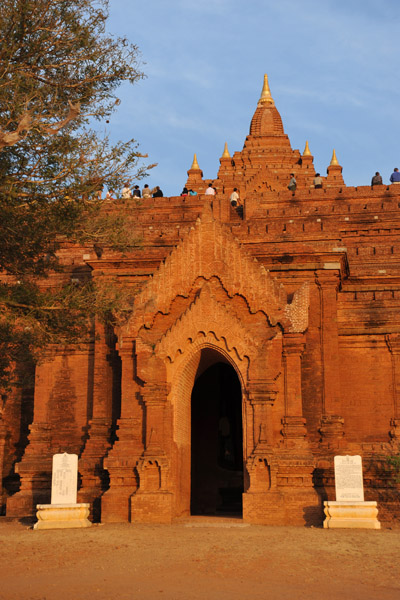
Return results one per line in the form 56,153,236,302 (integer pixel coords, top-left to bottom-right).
3,77,400,524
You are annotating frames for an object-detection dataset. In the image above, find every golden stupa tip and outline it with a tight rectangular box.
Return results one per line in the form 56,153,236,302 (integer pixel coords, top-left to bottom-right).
259,73,274,106
303,140,312,156
330,149,339,166
190,153,200,170
221,142,230,158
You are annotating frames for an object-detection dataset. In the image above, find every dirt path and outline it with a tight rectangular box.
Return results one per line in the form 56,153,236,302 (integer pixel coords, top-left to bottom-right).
1,518,399,600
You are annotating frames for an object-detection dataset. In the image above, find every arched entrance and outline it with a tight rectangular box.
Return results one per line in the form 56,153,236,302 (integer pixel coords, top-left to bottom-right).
190,349,243,515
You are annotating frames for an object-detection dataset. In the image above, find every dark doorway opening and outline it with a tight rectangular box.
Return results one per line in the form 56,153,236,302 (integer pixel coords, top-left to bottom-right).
191,359,243,516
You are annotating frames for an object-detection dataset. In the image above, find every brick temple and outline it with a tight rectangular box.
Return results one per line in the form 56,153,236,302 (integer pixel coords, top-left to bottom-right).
2,75,400,525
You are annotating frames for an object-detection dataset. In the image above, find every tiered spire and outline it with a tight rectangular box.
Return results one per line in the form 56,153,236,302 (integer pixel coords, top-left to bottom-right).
221,142,231,158
258,74,275,106
190,153,201,170
303,140,312,156
186,152,203,186
326,148,343,186
329,149,339,166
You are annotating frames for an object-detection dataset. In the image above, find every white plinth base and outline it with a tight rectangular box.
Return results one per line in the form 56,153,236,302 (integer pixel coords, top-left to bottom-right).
34,503,92,530
323,501,381,529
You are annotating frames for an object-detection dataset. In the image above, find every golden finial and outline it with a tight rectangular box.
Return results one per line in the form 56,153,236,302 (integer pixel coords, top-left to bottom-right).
259,74,274,106
330,149,339,166
303,140,312,156
221,142,230,158
190,153,200,170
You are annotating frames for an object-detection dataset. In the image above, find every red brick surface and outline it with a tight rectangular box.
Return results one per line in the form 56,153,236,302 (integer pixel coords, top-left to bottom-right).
2,78,400,525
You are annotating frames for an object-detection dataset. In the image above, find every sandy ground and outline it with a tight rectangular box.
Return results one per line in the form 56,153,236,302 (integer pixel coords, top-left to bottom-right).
0,517,399,600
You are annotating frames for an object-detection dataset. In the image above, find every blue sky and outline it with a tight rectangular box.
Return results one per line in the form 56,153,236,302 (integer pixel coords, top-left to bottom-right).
105,0,400,196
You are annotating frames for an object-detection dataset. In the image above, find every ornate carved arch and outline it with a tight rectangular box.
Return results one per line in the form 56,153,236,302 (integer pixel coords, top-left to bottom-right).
120,205,309,341
156,282,257,366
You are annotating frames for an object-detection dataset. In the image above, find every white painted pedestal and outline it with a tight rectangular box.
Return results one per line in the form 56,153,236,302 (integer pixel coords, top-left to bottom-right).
323,501,381,529
34,503,92,530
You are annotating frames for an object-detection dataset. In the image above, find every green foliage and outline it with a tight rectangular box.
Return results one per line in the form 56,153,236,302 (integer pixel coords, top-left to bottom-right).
0,0,151,391
0,278,135,390
387,453,400,485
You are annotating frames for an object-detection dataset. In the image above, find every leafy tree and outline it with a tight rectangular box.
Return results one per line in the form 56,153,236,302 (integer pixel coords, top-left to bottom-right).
0,0,151,391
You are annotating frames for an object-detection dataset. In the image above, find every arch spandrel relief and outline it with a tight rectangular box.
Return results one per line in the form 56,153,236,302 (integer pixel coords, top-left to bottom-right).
156,282,258,364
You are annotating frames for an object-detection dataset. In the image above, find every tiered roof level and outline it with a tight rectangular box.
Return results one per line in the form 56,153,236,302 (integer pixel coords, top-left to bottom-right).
186,74,344,198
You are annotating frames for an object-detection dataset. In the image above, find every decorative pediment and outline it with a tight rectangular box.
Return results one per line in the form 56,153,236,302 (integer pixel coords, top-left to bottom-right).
156,282,256,362
123,203,309,337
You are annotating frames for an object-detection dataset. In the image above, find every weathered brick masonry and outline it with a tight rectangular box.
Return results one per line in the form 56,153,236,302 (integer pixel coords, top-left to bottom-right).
2,75,400,525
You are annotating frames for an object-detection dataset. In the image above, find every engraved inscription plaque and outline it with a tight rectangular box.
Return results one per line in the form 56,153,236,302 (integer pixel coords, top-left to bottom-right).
51,453,78,505
334,455,364,502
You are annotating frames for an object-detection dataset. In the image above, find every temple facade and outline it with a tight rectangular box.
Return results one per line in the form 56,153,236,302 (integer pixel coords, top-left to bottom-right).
2,75,400,525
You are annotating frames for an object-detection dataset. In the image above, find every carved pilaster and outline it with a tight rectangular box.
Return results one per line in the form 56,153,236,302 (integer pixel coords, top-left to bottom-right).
248,380,277,452
78,417,113,518
281,333,308,444
246,380,279,496
316,271,344,444
6,422,52,516
142,383,169,451
105,340,143,454
101,341,144,522
130,382,173,523
136,383,170,489
13,352,55,478
386,334,400,439
79,324,115,516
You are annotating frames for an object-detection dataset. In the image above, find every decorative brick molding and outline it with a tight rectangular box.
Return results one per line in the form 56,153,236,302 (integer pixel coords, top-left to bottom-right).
121,206,309,340
157,282,256,363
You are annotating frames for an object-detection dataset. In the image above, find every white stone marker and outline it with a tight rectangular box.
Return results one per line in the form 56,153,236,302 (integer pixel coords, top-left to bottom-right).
34,452,91,530
51,452,78,504
324,455,380,529
334,455,364,502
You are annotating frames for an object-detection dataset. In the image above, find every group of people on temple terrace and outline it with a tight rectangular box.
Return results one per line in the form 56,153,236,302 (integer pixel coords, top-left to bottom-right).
180,187,198,196
372,168,400,186
105,183,165,200
287,173,322,191
287,169,400,192
105,168,400,201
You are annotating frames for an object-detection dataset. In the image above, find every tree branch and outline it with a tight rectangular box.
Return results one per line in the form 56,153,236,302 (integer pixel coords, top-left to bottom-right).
0,100,81,149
